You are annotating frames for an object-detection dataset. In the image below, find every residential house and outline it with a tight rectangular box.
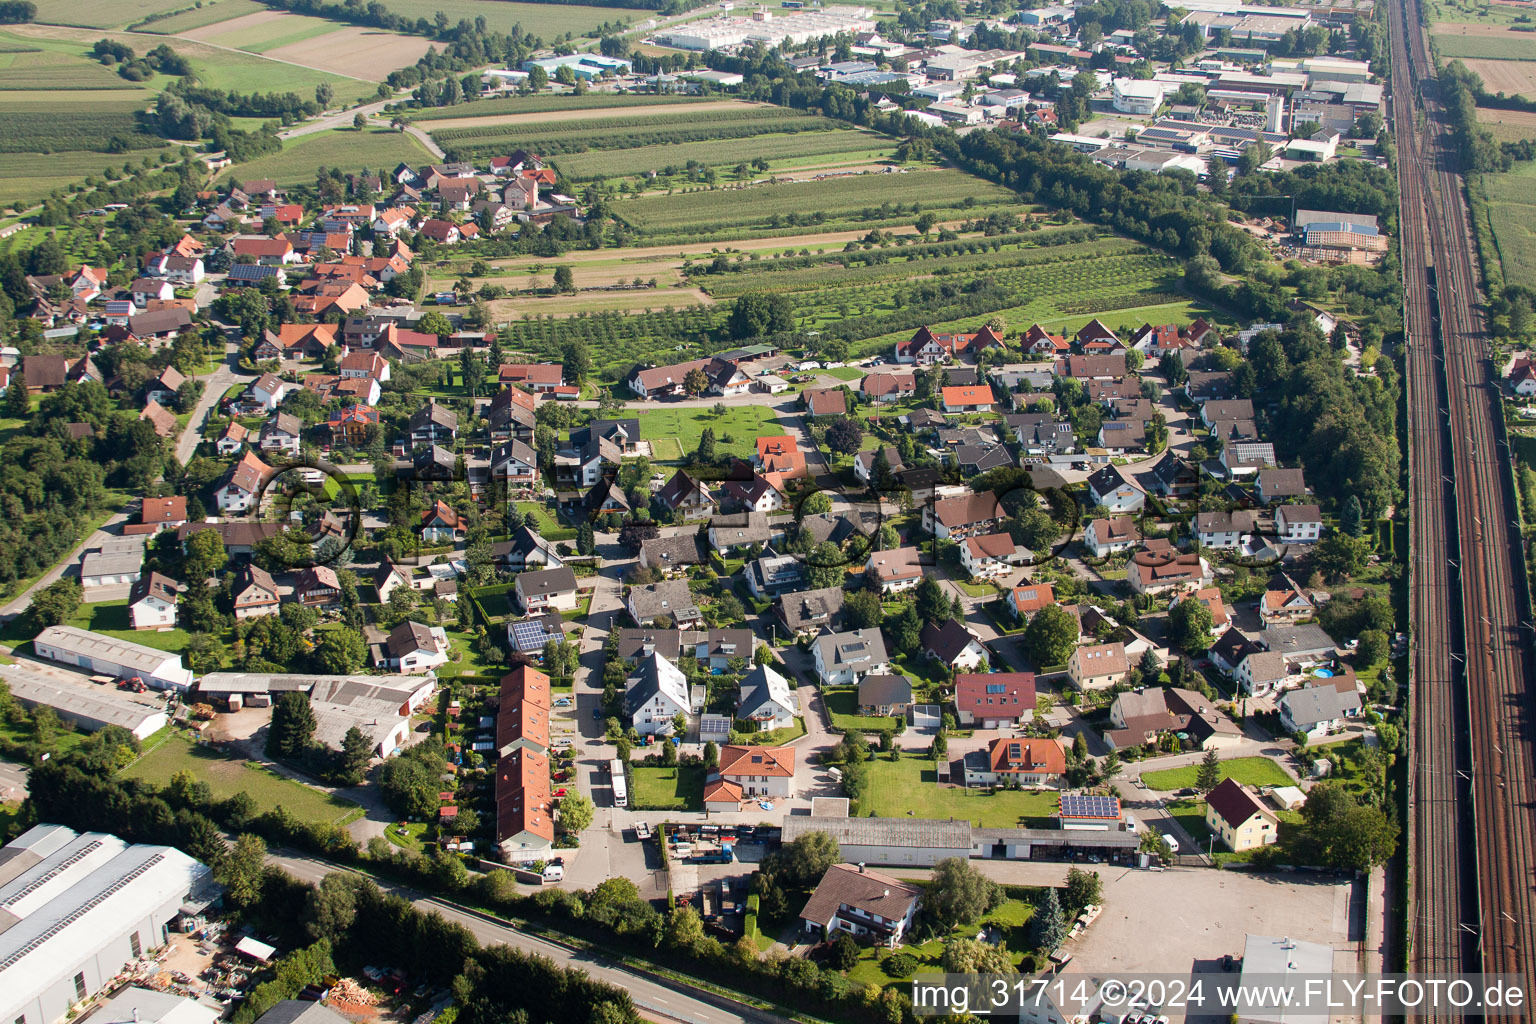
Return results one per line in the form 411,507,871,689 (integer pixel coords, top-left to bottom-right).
639,534,704,576
962,737,1067,788
487,387,536,442
1103,686,1243,751
1054,354,1126,380
1128,543,1211,595
954,672,1036,728
813,628,891,686
713,744,795,801
259,412,303,456
231,237,298,265
295,566,342,609
655,470,716,521
960,532,1029,578
494,526,565,572
1067,642,1129,689
1220,442,1278,478
248,373,298,412
707,511,775,553
921,619,988,671
853,445,904,485
409,401,458,446
571,418,641,453
899,407,947,433
1009,583,1058,621
941,385,997,414
865,546,923,593
1260,577,1316,627
858,674,913,717
755,435,808,480
1171,587,1231,629
515,567,580,613
861,372,916,403
625,652,690,736
489,438,539,488
924,491,1004,539
803,388,847,418
130,278,174,308
555,434,621,489
216,422,249,455
1208,627,1264,677
798,864,922,947
1205,778,1279,851
1008,413,1075,457
1086,465,1145,513
373,562,412,605
745,554,808,598
497,363,563,392
127,573,179,630
1074,318,1122,353
722,472,787,513
1234,650,1290,696
1192,510,1255,549
1277,504,1323,543
1254,467,1308,505
139,497,188,533
776,586,845,638
1083,516,1140,558
233,564,280,619
420,500,465,543
737,664,797,731
339,350,390,382
21,355,68,393
954,444,1013,476
373,621,450,673
1096,419,1146,455
627,580,703,629
138,401,177,440
1279,683,1362,739
216,451,270,513
324,406,378,447
1148,453,1200,499
1022,323,1069,356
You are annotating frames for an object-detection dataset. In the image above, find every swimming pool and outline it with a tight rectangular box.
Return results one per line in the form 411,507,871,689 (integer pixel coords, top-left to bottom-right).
1312,668,1335,678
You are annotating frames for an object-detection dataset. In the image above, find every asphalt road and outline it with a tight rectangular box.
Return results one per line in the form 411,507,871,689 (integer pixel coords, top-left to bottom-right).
0,760,28,803
178,337,251,465
270,852,788,1024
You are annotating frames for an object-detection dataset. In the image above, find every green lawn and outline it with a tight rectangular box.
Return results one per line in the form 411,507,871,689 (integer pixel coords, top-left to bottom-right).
732,718,806,746
629,764,703,810
860,752,1061,827
65,599,193,653
846,898,1036,987
1140,756,1292,792
517,500,575,541
218,128,432,184
816,366,866,381
123,733,361,825
825,688,900,734
631,405,782,461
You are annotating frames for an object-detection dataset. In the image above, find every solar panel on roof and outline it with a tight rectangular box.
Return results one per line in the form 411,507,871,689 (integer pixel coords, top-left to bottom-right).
510,619,554,653
1059,793,1121,818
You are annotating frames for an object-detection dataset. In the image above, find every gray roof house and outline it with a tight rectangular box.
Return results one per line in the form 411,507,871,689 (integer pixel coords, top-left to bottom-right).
737,662,797,730
1279,682,1362,737
776,585,844,636
626,580,703,628
812,628,891,686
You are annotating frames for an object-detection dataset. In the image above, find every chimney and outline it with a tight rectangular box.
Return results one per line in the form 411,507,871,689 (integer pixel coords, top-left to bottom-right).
858,862,866,873
883,889,890,897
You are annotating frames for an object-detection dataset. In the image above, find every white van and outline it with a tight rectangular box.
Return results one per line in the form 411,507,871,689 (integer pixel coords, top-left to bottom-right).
541,863,564,883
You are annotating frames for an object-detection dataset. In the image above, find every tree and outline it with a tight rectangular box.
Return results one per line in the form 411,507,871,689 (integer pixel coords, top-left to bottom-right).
822,931,859,971
806,541,847,590
754,643,773,667
313,626,367,674
665,904,705,952
1339,494,1365,537
800,491,832,517
775,831,840,888
335,726,371,786
941,937,1014,974
527,64,548,90
1196,749,1222,794
683,367,709,396
926,858,1001,930
1169,597,1215,655
1063,867,1103,915
1314,532,1371,581
727,292,794,340
316,82,334,108
914,577,950,628
1139,828,1173,863
703,741,719,769
27,577,81,633
824,416,863,455
1296,782,1399,870
218,833,268,908
559,790,595,834
562,339,591,382
1355,629,1388,667
307,872,358,943
5,372,26,416
1138,648,1162,682
353,112,366,129
267,691,316,761
1011,508,1061,552
844,588,884,629
695,427,717,464
417,310,454,339
379,747,444,818
1031,887,1068,952
1025,603,1078,667
552,265,575,293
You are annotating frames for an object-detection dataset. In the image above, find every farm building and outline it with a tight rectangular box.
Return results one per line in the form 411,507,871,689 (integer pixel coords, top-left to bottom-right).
0,663,167,740
197,673,436,755
31,626,194,692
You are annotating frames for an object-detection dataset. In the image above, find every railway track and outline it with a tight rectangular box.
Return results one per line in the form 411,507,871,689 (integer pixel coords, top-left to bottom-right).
1390,0,1536,1004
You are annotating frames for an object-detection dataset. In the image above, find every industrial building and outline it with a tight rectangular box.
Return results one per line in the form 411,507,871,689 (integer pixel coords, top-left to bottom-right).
655,6,877,51
1235,933,1338,1024
31,626,194,692
783,812,1144,866
79,987,217,1024
0,663,167,740
197,673,436,756
0,825,213,1024
1112,78,1167,114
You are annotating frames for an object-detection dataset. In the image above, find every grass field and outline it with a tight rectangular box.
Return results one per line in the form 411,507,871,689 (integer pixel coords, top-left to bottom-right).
859,751,1063,827
1477,105,1536,140
31,0,199,28
136,0,269,33
188,10,342,51
824,688,901,734
432,106,827,157
411,92,705,121
124,733,361,825
66,599,193,653
629,764,704,810
1427,0,1536,25
1140,756,1293,792
0,49,141,89
614,168,1020,234
218,127,432,183
1434,32,1536,60
370,0,632,37
552,128,895,181
631,405,781,460
0,150,165,205
1478,159,1536,286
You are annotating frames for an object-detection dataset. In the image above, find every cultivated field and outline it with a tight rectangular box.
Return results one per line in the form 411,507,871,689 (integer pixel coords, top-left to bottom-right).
0,150,166,205
1433,31,1536,60
1425,0,1536,25
409,92,704,120
1462,57,1536,95
1478,105,1536,139
552,128,894,180
136,0,269,33
176,8,331,47
422,99,767,131
369,0,632,37
264,27,435,80
216,127,433,185
30,0,199,29
613,167,1019,234
0,47,139,89
1478,159,1536,285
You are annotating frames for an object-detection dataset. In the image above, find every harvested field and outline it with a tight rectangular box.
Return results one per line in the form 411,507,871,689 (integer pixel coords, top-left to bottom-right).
135,0,268,33
1431,20,1536,34
1478,105,1536,139
175,7,290,42
265,28,434,79
1462,57,1536,96
1433,31,1536,59
422,99,768,131
30,0,192,29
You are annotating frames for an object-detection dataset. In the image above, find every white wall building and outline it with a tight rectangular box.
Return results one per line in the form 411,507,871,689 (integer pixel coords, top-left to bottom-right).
32,625,194,692
1112,78,1167,114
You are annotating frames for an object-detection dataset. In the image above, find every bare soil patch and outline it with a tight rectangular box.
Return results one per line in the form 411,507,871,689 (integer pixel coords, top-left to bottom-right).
420,99,766,130
1431,20,1533,34
265,27,433,80
1463,57,1536,96
176,8,286,41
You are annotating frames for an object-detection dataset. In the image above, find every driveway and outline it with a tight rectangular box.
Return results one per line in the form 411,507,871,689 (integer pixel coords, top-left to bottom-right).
0,506,135,622
176,337,251,465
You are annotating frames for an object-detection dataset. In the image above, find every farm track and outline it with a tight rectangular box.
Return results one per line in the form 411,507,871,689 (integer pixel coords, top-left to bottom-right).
1394,0,1536,1004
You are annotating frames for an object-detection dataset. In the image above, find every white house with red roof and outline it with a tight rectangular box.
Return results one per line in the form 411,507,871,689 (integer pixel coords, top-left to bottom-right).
954,672,1036,728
